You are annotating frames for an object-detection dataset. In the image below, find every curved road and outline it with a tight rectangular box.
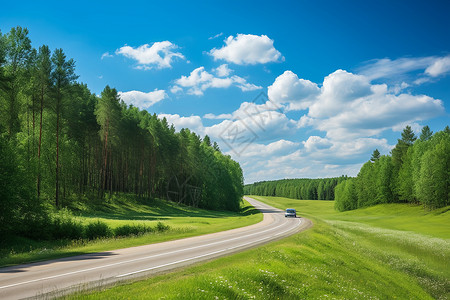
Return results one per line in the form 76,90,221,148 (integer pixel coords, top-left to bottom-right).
0,197,311,299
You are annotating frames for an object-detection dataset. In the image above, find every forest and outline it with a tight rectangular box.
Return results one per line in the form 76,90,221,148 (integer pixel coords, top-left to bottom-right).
244,176,349,200
0,26,244,239
335,125,450,211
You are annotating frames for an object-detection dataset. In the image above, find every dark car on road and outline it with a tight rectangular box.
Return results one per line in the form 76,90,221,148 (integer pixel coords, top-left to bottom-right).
285,208,297,218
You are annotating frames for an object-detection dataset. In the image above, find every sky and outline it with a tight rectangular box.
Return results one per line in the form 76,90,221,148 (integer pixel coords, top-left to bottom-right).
2,0,450,183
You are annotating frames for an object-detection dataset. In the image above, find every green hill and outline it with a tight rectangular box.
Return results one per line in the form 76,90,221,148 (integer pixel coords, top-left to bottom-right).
0,196,261,267
73,196,449,299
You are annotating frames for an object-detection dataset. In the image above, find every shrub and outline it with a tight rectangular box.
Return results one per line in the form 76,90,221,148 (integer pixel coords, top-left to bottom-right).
114,224,154,237
85,220,112,240
156,221,170,232
50,209,84,240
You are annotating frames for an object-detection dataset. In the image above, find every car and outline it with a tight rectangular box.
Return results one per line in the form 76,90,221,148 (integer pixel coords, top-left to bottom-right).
285,208,297,218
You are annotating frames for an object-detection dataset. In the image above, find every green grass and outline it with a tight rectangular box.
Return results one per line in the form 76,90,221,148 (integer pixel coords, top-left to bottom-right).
252,196,450,239
67,196,450,299
0,197,262,267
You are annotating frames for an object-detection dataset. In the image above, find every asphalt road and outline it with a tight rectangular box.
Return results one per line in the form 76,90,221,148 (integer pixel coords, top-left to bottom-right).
0,197,311,299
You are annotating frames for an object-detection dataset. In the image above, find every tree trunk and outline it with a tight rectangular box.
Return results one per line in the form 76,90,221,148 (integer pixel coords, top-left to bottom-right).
37,87,44,199
102,119,109,192
56,102,60,208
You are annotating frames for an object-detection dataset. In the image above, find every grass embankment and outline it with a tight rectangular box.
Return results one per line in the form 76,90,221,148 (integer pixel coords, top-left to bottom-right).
69,196,449,299
0,196,261,267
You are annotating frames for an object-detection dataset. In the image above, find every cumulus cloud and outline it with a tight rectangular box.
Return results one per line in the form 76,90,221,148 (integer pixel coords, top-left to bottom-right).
231,75,262,91
119,89,167,109
268,70,320,111
158,65,446,184
209,34,284,65
235,137,391,184
158,114,204,135
214,64,232,77
172,66,261,96
116,41,185,69
231,67,446,183
309,70,372,119
316,92,443,140
204,101,298,157
269,69,444,141
303,136,332,152
235,140,300,158
203,113,233,120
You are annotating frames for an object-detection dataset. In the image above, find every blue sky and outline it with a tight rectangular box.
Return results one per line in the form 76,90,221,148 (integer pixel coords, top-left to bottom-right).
2,0,450,183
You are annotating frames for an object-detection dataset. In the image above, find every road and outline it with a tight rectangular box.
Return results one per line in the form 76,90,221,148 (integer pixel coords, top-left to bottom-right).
0,197,312,299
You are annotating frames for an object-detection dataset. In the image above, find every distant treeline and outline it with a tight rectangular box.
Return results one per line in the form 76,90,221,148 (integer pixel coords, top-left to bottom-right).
335,126,450,211
0,26,243,238
244,176,349,200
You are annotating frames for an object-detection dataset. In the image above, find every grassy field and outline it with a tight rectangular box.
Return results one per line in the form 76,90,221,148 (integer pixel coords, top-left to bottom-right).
0,197,262,267
67,196,450,299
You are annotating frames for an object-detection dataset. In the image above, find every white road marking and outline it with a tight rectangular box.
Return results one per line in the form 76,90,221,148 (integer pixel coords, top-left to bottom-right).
0,216,301,290
116,218,301,277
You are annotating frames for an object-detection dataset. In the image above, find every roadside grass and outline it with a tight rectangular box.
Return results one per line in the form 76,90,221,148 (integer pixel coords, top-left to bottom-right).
68,196,449,299
0,197,262,267
251,196,449,239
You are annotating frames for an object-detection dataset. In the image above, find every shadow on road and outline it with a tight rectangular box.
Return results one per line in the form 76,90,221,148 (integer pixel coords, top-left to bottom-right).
0,252,118,274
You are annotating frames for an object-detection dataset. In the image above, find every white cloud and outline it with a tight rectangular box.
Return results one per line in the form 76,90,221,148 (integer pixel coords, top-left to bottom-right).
268,70,320,111
425,55,450,77
231,75,262,92
203,113,233,120
233,139,300,158
303,136,332,152
235,137,392,184
159,65,446,184
312,85,444,140
266,69,444,142
205,101,298,154
214,64,232,77
392,122,423,133
237,67,445,183
116,41,185,69
119,89,167,109
158,114,204,135
273,68,443,142
304,70,373,120
413,77,431,85
358,55,450,83
170,85,183,94
210,34,284,65
209,32,224,40
172,66,261,96
101,52,113,60
389,82,409,94
358,57,435,80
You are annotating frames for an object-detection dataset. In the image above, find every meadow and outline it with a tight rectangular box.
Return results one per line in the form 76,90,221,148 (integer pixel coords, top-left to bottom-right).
67,196,449,299
0,196,262,267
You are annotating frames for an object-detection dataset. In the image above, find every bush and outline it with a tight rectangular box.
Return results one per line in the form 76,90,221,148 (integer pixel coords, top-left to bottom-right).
18,211,52,240
156,221,170,232
114,224,154,237
50,209,84,240
85,220,112,239
114,222,170,237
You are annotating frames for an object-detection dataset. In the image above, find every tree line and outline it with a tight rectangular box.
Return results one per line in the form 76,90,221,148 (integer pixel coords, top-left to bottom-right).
244,177,349,200
335,125,450,211
0,26,244,238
